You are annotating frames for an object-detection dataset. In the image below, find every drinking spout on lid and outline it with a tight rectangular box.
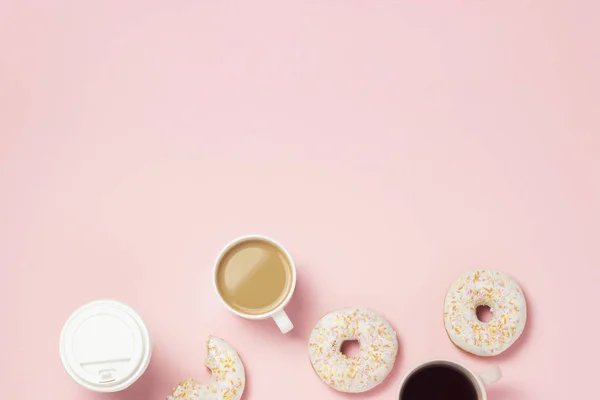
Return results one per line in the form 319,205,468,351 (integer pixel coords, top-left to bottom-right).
99,369,116,383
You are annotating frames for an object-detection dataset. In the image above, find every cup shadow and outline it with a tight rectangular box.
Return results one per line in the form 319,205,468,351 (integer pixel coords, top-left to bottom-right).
284,266,317,340
117,358,162,400
486,385,527,400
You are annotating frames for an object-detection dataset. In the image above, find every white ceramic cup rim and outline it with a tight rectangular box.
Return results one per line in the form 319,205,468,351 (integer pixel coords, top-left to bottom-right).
397,359,488,400
212,234,297,320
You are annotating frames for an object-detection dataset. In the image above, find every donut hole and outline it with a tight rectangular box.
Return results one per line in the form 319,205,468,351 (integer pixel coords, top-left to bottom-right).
340,340,360,357
476,305,493,323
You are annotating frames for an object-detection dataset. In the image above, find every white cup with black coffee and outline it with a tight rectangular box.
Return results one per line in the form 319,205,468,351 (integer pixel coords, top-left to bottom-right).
397,359,502,400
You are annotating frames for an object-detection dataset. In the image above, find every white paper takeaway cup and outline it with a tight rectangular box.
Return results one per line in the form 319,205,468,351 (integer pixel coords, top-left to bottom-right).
59,300,152,392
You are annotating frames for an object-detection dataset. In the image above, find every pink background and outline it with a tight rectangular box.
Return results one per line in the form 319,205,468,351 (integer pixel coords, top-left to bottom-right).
1,1,599,399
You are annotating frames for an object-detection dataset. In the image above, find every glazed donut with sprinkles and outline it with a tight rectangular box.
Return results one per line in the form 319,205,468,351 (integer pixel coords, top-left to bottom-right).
308,308,398,393
168,336,245,400
443,270,527,356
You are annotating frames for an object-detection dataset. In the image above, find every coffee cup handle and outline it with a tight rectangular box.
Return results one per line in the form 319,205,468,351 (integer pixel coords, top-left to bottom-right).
478,366,502,385
272,310,293,334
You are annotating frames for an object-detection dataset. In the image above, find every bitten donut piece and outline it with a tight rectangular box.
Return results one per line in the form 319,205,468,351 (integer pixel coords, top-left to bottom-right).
443,270,527,356
308,308,398,393
167,336,245,400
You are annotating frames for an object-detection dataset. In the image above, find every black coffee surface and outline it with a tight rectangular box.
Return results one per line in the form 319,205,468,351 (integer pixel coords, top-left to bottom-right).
400,365,478,400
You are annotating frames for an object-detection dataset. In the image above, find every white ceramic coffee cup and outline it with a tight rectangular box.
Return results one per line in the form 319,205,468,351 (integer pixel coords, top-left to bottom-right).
213,235,296,334
59,299,152,392
397,359,502,400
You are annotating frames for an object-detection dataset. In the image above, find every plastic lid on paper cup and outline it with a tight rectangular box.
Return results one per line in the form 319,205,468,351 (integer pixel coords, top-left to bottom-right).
59,300,152,392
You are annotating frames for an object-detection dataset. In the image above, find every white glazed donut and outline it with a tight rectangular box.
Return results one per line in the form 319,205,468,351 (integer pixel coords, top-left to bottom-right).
444,270,527,356
167,336,245,400
308,308,398,393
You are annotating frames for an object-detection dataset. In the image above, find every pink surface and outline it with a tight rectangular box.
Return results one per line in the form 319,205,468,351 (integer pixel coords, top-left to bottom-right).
1,1,599,399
